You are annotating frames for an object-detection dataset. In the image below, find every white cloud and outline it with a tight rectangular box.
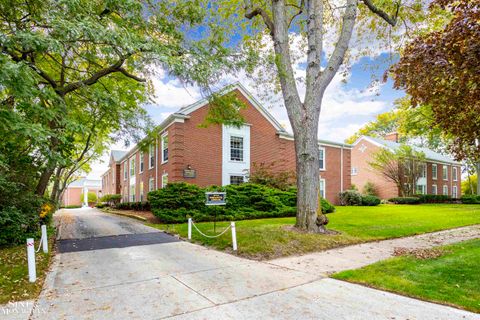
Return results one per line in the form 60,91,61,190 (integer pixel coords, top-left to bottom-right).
150,76,202,109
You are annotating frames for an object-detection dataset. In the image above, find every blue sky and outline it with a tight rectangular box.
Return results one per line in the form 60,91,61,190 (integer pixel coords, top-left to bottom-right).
87,52,405,180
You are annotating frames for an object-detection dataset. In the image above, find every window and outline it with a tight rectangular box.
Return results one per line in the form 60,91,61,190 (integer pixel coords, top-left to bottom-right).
149,144,155,169
230,136,244,161
319,147,325,170
416,185,426,195
452,186,458,198
129,157,135,177
320,179,326,198
130,184,135,202
420,164,426,178
123,162,127,180
443,185,448,195
432,184,437,195
140,153,144,173
140,182,144,202
351,167,358,176
230,175,244,185
161,173,168,188
161,133,168,163
442,166,448,180
149,178,155,192
453,167,458,181
432,164,437,180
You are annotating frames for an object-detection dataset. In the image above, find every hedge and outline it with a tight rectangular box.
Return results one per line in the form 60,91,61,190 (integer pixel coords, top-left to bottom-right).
415,194,453,203
116,201,151,211
339,190,380,206
361,195,381,206
388,197,421,204
147,182,335,224
461,195,480,204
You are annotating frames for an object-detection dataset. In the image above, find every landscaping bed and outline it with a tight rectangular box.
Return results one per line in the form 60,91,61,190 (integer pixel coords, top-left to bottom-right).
101,207,161,223
148,204,480,260
332,238,480,313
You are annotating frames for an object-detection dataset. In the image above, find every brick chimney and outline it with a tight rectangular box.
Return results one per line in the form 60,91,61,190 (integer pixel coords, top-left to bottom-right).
384,132,399,143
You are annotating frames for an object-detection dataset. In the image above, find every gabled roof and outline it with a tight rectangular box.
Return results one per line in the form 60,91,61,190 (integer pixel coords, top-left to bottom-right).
111,150,127,162
356,136,460,165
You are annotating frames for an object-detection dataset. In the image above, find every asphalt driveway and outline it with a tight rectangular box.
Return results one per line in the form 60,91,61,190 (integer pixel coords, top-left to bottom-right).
28,208,479,320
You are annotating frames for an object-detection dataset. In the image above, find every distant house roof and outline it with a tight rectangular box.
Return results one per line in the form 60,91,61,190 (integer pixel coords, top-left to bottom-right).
111,150,127,162
67,178,102,189
357,136,460,165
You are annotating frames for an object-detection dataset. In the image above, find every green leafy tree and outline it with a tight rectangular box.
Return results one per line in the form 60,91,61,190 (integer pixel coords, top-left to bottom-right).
369,145,426,196
210,0,427,232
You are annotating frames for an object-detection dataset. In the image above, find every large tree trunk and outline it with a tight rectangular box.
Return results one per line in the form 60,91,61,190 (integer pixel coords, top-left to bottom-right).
293,117,324,232
50,167,63,202
36,164,55,196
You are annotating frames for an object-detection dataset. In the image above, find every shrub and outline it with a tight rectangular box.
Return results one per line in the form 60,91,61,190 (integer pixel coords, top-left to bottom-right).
361,195,381,206
416,194,453,203
362,182,378,196
339,190,363,206
388,197,421,204
116,201,150,211
148,182,333,224
247,162,296,190
321,198,336,213
62,205,82,209
100,194,121,206
80,192,97,203
461,195,480,204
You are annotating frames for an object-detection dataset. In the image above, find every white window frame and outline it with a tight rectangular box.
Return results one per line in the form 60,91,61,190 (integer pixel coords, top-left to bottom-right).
149,177,154,192
129,157,135,177
229,135,245,162
229,175,245,185
149,144,155,169
161,132,168,164
442,166,448,181
452,186,458,198
431,164,437,180
443,185,448,195
453,167,458,182
416,184,426,195
161,173,168,188
431,184,437,195
319,147,326,171
351,167,358,176
139,152,144,173
320,178,326,198
130,184,136,202
420,164,426,178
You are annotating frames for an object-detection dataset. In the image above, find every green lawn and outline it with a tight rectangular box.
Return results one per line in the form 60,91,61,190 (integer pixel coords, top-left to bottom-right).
148,204,480,260
332,239,480,313
0,238,54,304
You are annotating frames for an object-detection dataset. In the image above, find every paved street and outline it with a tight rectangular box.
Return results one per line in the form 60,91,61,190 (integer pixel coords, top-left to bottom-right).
27,208,479,319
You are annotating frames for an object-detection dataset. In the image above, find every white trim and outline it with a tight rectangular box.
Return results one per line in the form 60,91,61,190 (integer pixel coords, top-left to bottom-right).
320,178,326,198
443,185,448,195
432,163,437,180
149,177,155,192
161,173,168,188
277,132,353,149
139,151,144,174
319,147,326,171
148,144,155,169
222,125,250,186
442,165,448,181
432,184,437,195
452,185,458,198
452,167,458,182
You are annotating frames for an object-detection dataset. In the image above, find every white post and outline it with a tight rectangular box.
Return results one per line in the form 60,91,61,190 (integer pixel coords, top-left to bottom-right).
83,186,88,207
231,222,237,251
26,238,36,282
41,225,48,253
188,218,192,240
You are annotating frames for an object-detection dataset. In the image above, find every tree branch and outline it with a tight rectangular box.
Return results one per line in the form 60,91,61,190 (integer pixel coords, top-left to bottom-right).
244,0,275,34
362,0,400,27
118,67,146,82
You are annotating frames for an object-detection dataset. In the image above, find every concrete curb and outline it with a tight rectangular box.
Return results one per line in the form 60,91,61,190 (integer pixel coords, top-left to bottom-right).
100,208,148,222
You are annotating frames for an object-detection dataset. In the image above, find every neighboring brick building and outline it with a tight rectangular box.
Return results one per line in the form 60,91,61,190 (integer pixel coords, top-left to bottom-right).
351,134,462,199
101,150,127,196
101,83,352,204
61,178,102,207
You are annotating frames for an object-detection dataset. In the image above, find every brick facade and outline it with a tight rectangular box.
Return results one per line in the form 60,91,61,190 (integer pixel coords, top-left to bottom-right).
351,137,461,199
102,84,352,205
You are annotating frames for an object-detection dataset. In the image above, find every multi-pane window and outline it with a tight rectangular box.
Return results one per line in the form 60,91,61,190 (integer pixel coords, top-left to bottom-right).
129,157,135,176
443,166,448,180
443,185,448,195
149,178,155,192
320,179,326,198
453,167,458,181
452,186,458,198
161,134,168,163
230,136,244,161
432,184,437,195
319,148,325,170
149,144,155,168
230,175,244,185
416,185,426,195
161,173,168,188
432,164,437,180
140,182,144,202
420,164,426,178
123,162,127,180
140,153,144,173
351,167,358,175
130,184,135,202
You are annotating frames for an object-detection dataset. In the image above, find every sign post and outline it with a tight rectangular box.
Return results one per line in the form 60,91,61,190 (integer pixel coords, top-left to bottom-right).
205,192,226,232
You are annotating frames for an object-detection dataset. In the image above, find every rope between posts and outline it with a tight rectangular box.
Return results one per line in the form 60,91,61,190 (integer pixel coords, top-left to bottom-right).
36,234,44,253
191,221,231,238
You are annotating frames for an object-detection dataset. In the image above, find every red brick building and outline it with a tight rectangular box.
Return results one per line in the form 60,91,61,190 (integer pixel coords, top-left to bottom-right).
351,134,462,199
101,83,352,204
101,150,127,196
61,178,102,207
